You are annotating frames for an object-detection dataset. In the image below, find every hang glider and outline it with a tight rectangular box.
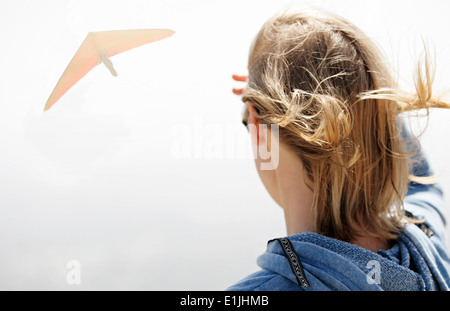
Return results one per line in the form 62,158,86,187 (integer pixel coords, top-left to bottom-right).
44,28,175,111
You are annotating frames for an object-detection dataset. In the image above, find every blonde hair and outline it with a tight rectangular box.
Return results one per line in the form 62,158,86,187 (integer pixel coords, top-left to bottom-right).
241,9,450,242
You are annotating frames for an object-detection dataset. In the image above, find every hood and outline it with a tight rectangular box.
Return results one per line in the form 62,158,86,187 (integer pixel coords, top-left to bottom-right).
255,224,450,291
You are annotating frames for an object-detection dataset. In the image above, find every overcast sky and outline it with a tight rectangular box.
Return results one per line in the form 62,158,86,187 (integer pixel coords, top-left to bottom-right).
1,0,450,290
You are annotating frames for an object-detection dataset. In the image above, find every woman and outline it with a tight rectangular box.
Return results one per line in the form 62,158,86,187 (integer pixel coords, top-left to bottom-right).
228,8,450,291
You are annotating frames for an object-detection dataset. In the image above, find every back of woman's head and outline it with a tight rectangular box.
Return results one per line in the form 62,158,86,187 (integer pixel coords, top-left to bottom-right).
241,9,449,242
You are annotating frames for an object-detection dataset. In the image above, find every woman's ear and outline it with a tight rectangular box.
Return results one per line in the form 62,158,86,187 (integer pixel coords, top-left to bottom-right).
247,102,266,146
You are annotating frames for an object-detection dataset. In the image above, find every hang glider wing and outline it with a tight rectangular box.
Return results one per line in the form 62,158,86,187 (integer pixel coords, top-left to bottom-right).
44,28,175,111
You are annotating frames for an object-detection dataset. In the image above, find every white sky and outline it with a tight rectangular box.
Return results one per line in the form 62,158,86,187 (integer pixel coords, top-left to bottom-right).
1,0,450,290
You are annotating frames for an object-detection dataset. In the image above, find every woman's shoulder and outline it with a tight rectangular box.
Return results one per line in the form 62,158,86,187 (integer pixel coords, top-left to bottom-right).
226,269,303,291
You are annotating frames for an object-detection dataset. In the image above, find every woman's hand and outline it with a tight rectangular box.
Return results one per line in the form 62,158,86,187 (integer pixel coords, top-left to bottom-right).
232,74,248,95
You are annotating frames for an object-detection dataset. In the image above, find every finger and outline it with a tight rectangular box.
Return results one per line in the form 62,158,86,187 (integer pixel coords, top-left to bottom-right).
232,88,243,95
232,74,248,82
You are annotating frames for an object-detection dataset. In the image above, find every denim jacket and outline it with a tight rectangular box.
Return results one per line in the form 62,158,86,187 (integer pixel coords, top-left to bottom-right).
227,125,450,291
